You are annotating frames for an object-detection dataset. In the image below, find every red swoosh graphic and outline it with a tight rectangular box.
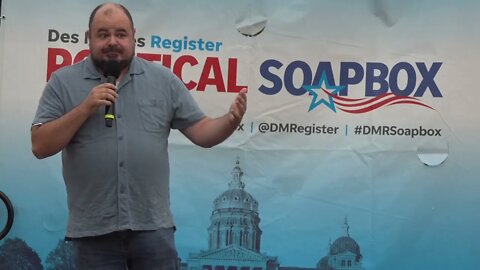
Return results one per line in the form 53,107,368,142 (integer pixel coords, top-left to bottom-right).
322,90,435,114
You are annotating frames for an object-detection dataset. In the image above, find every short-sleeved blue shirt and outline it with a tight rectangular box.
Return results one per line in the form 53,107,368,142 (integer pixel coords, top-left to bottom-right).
33,56,205,238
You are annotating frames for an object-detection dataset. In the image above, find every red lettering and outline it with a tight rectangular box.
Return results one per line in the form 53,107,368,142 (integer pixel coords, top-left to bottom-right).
137,53,161,62
173,55,198,90
161,54,172,69
227,58,247,92
47,48,72,81
197,57,225,92
73,49,90,63
46,49,245,94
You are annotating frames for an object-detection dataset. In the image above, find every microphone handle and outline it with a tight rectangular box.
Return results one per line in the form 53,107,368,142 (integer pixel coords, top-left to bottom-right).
105,76,117,127
105,103,115,127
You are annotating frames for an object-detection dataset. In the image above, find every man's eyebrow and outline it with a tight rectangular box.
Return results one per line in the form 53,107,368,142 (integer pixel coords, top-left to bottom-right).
95,28,128,33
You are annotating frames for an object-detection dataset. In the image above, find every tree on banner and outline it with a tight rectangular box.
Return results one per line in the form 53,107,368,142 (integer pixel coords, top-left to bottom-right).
0,238,43,270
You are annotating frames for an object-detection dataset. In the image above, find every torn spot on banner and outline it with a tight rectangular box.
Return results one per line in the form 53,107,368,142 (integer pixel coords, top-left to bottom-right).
417,140,449,167
236,17,267,37
371,0,411,27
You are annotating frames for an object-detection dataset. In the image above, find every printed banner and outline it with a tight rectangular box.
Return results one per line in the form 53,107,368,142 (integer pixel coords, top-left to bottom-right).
0,0,479,269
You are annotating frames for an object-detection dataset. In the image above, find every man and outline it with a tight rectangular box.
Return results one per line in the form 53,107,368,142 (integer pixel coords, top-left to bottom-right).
31,2,247,269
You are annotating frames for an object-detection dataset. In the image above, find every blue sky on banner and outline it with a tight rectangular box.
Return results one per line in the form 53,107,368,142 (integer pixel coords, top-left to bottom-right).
0,0,479,269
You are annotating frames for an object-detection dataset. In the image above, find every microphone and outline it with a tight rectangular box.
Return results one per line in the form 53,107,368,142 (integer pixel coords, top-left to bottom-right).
103,60,121,127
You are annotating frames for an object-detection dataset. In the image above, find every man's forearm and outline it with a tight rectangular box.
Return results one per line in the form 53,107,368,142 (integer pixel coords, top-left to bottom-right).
182,114,240,148
181,88,247,148
31,104,91,159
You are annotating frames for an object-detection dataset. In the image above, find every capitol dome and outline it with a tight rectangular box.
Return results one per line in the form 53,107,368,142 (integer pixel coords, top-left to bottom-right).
330,236,362,261
214,188,258,211
316,218,364,269
207,158,262,252
213,160,258,212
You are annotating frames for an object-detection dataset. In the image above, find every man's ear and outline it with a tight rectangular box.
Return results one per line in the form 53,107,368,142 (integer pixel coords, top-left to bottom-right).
85,30,90,41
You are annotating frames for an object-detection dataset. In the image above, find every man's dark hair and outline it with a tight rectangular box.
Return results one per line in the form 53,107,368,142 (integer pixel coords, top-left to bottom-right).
88,3,134,30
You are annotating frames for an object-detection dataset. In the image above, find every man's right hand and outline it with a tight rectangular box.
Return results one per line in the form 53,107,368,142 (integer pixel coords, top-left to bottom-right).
32,83,118,159
82,83,118,115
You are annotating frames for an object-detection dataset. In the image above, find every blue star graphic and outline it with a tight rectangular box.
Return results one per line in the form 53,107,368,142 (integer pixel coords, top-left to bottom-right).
303,71,345,112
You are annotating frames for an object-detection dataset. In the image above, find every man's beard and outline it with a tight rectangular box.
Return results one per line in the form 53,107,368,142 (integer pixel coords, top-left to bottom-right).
91,46,133,75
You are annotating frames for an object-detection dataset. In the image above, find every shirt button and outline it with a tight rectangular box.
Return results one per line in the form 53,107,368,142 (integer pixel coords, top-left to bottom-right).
117,114,122,119
119,161,124,167
119,135,124,141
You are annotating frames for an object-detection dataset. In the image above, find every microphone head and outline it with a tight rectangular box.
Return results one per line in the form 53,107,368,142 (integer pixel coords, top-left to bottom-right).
103,60,121,79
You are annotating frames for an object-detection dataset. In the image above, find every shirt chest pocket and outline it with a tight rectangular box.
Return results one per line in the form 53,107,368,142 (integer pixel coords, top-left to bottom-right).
137,99,169,133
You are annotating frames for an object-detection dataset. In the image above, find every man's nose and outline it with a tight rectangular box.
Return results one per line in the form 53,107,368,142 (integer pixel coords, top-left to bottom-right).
107,35,118,45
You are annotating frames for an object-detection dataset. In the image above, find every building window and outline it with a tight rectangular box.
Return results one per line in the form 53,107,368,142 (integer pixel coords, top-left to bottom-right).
341,260,345,266
227,267,237,270
347,260,352,266
203,266,212,270
215,266,225,270
240,267,250,270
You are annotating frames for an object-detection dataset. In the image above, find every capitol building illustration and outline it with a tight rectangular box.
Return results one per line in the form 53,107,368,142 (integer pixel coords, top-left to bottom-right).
316,218,364,270
182,158,365,270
